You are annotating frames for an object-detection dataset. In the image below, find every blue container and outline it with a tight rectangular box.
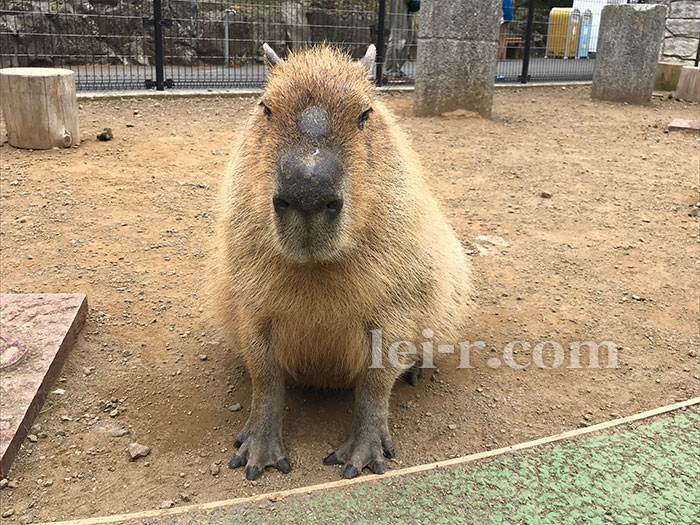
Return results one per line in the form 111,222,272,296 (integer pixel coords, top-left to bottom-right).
578,9,592,58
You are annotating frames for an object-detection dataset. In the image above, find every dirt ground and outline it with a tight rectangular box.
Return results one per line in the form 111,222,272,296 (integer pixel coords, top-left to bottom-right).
0,87,698,523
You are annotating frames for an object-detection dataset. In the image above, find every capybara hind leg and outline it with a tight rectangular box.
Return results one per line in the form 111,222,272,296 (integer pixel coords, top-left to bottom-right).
400,362,423,386
228,335,290,481
323,367,397,478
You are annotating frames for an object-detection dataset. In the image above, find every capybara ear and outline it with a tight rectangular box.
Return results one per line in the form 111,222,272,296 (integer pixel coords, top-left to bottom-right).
262,43,282,68
359,44,376,76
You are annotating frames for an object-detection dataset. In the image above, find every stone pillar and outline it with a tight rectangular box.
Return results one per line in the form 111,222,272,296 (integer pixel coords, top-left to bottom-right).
592,4,667,105
413,0,500,118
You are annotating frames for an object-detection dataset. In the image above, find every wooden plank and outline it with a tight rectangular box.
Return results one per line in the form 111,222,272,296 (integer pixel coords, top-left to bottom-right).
668,118,700,133
0,293,87,477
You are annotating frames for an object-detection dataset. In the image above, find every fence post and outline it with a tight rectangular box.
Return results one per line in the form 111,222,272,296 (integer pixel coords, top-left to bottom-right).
520,0,535,84
153,0,165,91
224,10,230,67
376,0,386,86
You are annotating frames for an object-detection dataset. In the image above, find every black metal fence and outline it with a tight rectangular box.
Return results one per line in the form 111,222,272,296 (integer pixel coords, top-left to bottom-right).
0,0,610,92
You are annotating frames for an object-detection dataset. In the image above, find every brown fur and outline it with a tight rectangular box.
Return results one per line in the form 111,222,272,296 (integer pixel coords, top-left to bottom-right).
210,45,471,390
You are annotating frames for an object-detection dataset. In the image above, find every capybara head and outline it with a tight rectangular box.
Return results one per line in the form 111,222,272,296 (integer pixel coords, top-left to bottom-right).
250,44,381,263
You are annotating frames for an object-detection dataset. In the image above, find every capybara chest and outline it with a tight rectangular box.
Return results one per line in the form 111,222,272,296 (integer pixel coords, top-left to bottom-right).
270,315,367,389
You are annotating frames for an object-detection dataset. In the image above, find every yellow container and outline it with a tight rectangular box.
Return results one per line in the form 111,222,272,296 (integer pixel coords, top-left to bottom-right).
547,8,581,58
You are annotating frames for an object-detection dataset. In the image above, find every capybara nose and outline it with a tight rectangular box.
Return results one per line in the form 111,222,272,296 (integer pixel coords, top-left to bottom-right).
276,149,344,218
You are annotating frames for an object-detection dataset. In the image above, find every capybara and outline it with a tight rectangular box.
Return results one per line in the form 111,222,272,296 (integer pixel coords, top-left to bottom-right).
210,43,471,480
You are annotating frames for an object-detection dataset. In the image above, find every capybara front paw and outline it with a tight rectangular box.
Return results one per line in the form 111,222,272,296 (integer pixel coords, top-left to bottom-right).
323,422,395,479
228,425,290,480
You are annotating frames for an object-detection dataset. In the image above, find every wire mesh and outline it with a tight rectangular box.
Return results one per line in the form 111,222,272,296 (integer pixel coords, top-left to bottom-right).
0,0,615,92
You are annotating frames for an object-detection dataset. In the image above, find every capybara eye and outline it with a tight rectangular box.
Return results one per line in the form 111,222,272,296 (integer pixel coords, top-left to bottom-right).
259,101,272,120
358,108,373,130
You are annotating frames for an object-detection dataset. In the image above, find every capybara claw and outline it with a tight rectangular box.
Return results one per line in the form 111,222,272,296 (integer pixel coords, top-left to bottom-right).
368,460,386,475
343,464,359,479
228,454,246,469
323,452,342,466
245,465,260,480
276,458,292,473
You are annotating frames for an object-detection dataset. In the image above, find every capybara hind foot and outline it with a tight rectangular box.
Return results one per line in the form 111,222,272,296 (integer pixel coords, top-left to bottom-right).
401,363,424,386
324,419,395,479
228,423,291,480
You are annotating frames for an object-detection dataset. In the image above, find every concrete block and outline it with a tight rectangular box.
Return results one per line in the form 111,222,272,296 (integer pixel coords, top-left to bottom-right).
655,62,684,90
673,66,700,102
0,293,87,477
414,0,500,118
418,0,501,41
414,40,498,117
592,4,667,104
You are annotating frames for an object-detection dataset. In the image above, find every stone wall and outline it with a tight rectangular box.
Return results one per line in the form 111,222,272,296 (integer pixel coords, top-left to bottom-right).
655,0,700,64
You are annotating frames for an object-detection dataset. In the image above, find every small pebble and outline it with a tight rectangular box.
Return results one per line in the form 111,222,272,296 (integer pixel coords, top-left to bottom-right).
541,191,552,198
2,509,14,518
127,442,151,461
209,463,220,476
199,354,208,361
228,403,242,412
161,500,174,509
27,434,38,443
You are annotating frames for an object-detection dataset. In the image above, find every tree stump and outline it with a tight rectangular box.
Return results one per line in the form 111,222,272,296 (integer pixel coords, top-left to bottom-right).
0,68,80,149
674,66,700,103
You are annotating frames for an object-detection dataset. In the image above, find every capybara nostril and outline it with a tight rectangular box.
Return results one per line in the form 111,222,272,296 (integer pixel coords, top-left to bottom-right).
273,197,290,217
325,199,343,217
278,191,342,216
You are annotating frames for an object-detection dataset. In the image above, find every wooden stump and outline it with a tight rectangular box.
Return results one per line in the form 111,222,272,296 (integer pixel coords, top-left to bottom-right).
673,66,700,103
0,67,80,149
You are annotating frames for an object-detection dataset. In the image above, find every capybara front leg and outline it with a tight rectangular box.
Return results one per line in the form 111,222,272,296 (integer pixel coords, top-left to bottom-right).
228,336,290,481
324,368,396,478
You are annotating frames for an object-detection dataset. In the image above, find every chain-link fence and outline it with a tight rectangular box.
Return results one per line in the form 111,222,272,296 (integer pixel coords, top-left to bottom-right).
1,0,616,92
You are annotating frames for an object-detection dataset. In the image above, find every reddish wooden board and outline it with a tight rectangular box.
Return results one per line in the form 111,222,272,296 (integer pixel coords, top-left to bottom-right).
0,293,87,477
667,118,700,133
